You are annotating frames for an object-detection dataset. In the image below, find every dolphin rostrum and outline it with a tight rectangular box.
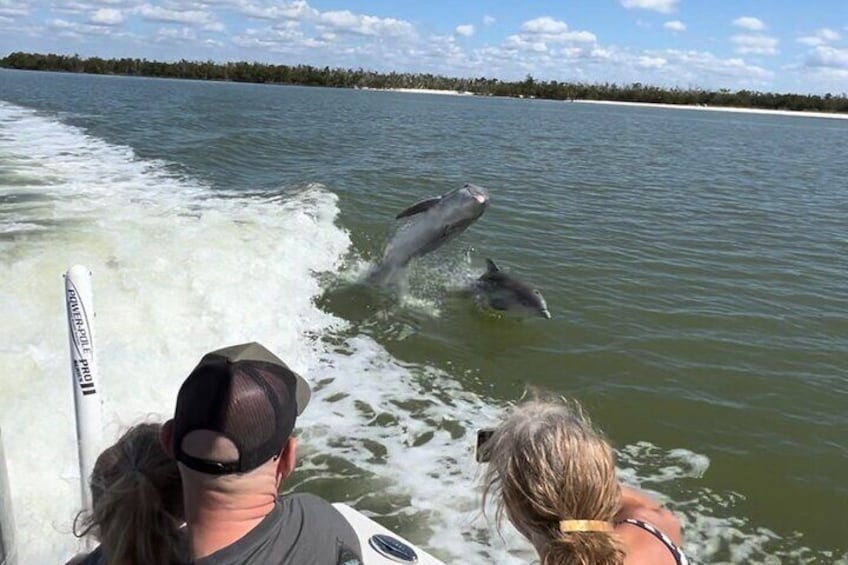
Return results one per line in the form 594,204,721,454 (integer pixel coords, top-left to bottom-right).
472,258,551,319
367,183,490,285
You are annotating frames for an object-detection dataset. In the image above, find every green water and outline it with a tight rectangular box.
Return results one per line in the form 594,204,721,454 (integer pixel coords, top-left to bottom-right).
1,69,846,563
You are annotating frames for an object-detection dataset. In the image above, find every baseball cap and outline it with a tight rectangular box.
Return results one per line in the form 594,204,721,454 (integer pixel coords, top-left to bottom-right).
172,342,311,475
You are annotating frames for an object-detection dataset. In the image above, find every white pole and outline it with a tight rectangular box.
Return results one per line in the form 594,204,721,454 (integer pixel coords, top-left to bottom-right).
63,265,103,534
0,427,17,565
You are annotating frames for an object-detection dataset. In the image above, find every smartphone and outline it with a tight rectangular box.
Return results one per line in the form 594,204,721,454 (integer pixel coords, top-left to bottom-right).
476,428,495,463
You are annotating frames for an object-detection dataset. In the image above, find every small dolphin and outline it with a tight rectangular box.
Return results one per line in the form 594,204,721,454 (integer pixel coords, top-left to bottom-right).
367,183,490,285
472,258,551,319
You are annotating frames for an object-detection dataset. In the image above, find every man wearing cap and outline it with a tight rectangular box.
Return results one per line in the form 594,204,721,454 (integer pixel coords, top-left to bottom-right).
161,342,362,564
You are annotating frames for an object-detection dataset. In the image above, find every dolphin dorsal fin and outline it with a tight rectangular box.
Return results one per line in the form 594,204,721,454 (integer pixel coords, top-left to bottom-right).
396,197,442,220
485,258,500,273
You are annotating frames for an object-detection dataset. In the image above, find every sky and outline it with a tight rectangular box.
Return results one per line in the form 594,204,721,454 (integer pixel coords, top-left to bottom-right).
1,0,847,94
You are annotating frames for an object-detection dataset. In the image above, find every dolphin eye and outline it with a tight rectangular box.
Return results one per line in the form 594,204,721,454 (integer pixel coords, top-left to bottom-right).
533,289,541,295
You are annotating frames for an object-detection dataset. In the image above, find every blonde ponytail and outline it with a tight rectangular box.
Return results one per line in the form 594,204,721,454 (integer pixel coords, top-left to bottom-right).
73,422,187,565
543,531,624,565
481,393,625,565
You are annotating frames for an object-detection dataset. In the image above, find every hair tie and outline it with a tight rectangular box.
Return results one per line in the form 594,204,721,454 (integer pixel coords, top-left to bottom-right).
559,520,613,533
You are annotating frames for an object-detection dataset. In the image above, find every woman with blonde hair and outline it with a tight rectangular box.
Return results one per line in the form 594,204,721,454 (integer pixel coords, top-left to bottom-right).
480,395,689,565
67,422,188,565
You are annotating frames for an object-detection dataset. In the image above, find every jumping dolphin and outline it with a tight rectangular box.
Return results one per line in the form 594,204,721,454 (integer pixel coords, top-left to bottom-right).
472,258,551,319
367,183,490,286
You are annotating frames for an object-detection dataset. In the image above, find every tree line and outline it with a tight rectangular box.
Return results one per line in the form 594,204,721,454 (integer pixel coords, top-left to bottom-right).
2,51,846,114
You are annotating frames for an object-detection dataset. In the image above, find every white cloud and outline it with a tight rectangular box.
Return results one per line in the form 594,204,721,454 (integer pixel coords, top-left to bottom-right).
47,17,116,36
233,1,415,41
0,20,41,35
638,55,667,68
90,8,124,25
805,45,848,69
51,0,136,15
274,0,315,19
48,18,75,29
818,28,841,41
732,16,765,31
521,16,568,35
480,42,773,90
732,34,779,55
47,0,97,14
259,0,315,20
564,31,596,43
518,16,596,43
483,14,495,26
589,46,614,60
316,10,415,38
418,34,482,72
156,26,197,42
505,34,548,53
0,0,28,17
456,24,474,37
663,20,686,32
233,25,325,52
788,33,848,91
660,49,773,84
233,0,318,22
559,46,585,58
135,4,217,26
620,0,678,14
797,28,841,46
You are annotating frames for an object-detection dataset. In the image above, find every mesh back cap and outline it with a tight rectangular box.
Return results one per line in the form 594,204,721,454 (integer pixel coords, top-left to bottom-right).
172,342,311,475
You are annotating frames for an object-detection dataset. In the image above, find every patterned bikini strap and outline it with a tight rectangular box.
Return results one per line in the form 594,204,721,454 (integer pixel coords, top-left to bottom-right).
617,518,690,565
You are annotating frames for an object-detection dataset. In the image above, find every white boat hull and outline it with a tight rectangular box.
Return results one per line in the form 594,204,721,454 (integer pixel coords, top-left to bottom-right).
333,503,446,564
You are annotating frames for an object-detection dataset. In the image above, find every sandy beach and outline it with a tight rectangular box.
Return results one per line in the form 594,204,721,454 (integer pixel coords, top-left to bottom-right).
571,98,848,120
357,86,474,96
364,87,848,121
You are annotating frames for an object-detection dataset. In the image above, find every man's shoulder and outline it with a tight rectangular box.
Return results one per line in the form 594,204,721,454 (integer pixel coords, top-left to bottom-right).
279,492,358,542
280,491,337,507
194,493,363,565
280,492,362,565
280,492,347,518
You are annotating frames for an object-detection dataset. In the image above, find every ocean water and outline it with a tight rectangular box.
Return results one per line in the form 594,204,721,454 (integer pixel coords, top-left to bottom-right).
0,69,846,564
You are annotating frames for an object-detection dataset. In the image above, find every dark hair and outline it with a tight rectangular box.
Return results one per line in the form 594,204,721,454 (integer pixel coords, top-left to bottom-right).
73,422,187,565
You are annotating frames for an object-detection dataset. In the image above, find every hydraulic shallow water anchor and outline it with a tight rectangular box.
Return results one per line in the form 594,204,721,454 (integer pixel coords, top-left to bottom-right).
64,265,103,550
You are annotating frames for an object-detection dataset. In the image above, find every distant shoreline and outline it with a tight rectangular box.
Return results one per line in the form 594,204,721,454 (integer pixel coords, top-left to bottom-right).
362,87,848,120
3,52,847,119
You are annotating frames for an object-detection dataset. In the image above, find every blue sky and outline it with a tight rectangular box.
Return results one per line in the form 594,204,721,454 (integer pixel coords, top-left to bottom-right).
1,0,846,94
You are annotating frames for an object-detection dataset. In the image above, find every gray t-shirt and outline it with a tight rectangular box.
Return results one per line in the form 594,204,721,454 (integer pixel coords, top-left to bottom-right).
193,493,362,565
